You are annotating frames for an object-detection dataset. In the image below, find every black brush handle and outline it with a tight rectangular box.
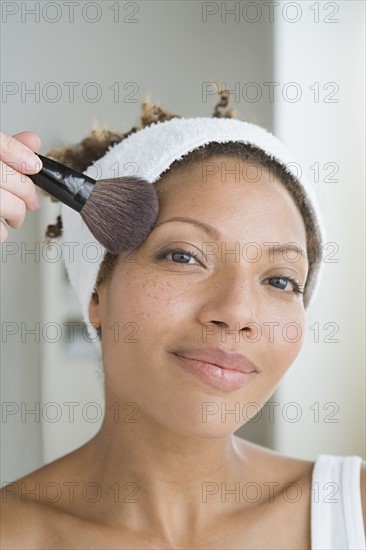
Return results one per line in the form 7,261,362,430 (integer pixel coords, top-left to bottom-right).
29,153,96,212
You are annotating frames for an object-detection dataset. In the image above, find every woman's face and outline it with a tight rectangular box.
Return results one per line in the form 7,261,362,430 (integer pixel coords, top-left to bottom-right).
89,156,308,437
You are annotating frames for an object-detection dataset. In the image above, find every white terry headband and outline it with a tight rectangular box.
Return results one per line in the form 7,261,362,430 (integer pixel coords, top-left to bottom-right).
60,117,326,355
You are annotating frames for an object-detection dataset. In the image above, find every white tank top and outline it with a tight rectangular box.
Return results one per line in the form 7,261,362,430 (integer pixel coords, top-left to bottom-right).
311,454,365,549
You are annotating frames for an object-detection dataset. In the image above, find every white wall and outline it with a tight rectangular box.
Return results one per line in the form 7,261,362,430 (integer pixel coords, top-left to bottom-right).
274,0,365,459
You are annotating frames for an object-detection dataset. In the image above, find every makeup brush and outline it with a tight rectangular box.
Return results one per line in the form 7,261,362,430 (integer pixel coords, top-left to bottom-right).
29,153,159,254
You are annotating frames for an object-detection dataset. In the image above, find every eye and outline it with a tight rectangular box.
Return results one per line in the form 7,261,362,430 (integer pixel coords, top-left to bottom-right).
266,275,304,295
157,247,202,265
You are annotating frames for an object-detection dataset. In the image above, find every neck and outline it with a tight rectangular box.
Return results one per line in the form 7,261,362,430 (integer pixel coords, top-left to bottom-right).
78,387,252,542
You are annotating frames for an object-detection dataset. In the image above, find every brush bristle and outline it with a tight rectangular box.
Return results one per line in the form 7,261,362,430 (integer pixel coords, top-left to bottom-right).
81,177,159,254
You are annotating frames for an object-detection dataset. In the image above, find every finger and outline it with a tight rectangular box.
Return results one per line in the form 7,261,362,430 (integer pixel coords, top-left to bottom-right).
0,220,9,244
11,133,43,206
0,131,42,174
0,160,40,211
12,131,42,154
0,188,27,229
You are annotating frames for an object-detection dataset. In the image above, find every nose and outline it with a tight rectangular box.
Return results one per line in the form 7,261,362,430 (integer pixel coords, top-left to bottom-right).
195,268,260,341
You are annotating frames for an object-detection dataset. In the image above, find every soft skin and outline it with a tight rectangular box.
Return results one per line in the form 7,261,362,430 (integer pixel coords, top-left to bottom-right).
85,157,308,539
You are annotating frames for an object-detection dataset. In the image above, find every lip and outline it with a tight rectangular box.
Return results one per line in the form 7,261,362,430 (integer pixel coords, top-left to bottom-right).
171,346,259,392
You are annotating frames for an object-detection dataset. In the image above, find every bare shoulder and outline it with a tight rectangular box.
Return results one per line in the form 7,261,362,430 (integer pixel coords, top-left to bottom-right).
0,448,87,549
233,435,315,483
0,489,45,549
361,460,366,533
1,462,52,549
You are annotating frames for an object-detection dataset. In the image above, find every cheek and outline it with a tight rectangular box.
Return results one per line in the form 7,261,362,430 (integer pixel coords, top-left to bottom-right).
102,268,188,353
239,305,305,410
260,304,306,377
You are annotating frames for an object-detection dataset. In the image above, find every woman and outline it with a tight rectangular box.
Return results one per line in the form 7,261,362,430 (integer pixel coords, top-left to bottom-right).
1,93,365,549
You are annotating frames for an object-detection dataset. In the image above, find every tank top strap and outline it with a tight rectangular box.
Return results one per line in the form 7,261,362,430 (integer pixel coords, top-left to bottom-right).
311,454,365,549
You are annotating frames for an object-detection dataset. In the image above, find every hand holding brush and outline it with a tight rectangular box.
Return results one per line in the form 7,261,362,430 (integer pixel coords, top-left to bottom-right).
0,131,159,254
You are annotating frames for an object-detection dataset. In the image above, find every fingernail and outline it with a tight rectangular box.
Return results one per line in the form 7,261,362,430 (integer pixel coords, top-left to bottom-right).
24,151,42,172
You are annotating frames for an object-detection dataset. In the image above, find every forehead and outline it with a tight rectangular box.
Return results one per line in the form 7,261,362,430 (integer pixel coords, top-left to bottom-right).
154,156,307,248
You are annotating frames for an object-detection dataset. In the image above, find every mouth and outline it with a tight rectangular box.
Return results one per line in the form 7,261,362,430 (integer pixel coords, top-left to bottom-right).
172,352,258,392
172,345,259,374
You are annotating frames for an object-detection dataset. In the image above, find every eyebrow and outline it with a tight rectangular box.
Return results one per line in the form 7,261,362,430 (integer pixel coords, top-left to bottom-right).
271,244,307,260
153,217,307,260
154,217,221,240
